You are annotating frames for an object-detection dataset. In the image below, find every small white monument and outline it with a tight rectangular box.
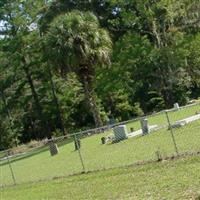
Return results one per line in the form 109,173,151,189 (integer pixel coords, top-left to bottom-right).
140,118,149,135
174,103,180,110
113,125,128,142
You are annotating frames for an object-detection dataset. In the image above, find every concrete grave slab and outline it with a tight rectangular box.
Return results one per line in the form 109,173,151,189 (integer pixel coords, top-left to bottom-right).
171,113,200,129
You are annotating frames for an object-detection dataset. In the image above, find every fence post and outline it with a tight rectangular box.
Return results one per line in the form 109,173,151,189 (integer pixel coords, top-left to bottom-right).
74,134,86,172
165,110,179,155
6,151,16,185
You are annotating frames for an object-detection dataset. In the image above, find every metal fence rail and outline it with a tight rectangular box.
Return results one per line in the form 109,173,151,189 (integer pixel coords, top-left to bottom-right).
1,102,200,187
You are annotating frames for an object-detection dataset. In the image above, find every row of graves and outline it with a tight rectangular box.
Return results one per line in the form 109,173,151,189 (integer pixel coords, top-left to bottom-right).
49,103,200,155
101,102,200,144
101,118,158,145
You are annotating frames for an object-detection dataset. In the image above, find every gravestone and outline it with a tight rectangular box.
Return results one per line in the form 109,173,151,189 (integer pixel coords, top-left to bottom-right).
174,103,180,110
140,118,149,135
49,141,59,156
113,125,128,142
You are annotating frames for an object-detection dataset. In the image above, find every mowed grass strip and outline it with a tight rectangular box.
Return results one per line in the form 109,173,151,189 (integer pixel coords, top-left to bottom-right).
1,119,200,186
126,103,200,132
1,103,200,186
1,155,200,200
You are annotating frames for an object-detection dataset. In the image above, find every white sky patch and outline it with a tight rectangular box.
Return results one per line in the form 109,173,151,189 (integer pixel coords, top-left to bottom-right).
0,20,7,38
0,20,7,30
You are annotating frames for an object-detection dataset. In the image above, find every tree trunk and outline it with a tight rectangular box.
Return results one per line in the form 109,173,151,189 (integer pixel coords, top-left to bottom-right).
22,57,51,138
152,20,162,48
81,74,103,128
1,89,13,128
1,90,15,138
48,67,67,135
1,89,18,146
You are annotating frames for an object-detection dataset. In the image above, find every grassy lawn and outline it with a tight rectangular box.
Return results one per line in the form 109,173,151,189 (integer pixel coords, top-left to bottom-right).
1,155,200,200
1,103,200,187
126,103,200,132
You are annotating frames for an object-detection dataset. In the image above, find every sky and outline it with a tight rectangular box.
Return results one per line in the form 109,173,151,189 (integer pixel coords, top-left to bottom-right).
0,20,6,38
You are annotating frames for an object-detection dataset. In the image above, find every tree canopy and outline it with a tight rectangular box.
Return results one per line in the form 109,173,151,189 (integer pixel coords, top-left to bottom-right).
1,0,200,149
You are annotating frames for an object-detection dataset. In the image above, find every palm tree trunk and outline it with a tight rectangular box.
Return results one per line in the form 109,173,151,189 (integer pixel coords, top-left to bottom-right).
82,75,103,128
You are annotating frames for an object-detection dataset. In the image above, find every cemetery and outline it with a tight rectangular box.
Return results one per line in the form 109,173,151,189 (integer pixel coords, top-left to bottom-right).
1,103,200,187
102,119,159,144
101,103,200,145
1,0,200,199
1,102,200,200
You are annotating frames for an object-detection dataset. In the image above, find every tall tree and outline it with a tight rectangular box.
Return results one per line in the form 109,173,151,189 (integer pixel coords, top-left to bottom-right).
44,11,112,127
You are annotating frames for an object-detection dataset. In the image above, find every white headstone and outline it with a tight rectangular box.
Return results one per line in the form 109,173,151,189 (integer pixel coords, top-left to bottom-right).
174,103,179,110
113,125,128,142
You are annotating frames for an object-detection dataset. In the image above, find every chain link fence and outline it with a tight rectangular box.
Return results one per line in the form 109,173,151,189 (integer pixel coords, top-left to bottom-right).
1,102,200,187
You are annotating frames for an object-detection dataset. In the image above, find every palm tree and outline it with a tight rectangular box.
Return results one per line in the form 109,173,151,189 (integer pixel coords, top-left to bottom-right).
44,11,112,127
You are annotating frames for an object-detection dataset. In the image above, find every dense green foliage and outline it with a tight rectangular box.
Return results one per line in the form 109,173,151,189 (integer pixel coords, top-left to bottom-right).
1,0,200,149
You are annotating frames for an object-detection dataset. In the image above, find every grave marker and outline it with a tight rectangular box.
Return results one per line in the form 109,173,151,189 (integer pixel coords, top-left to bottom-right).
113,125,128,142
49,141,59,156
174,103,180,110
140,118,149,135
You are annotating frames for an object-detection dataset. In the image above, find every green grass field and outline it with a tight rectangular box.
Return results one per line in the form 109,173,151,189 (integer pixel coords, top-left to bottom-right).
1,103,200,188
126,103,200,132
1,155,200,200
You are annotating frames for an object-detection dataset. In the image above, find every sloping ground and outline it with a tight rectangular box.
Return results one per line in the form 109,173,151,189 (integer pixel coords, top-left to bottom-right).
1,155,200,200
1,118,200,187
1,103,200,187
